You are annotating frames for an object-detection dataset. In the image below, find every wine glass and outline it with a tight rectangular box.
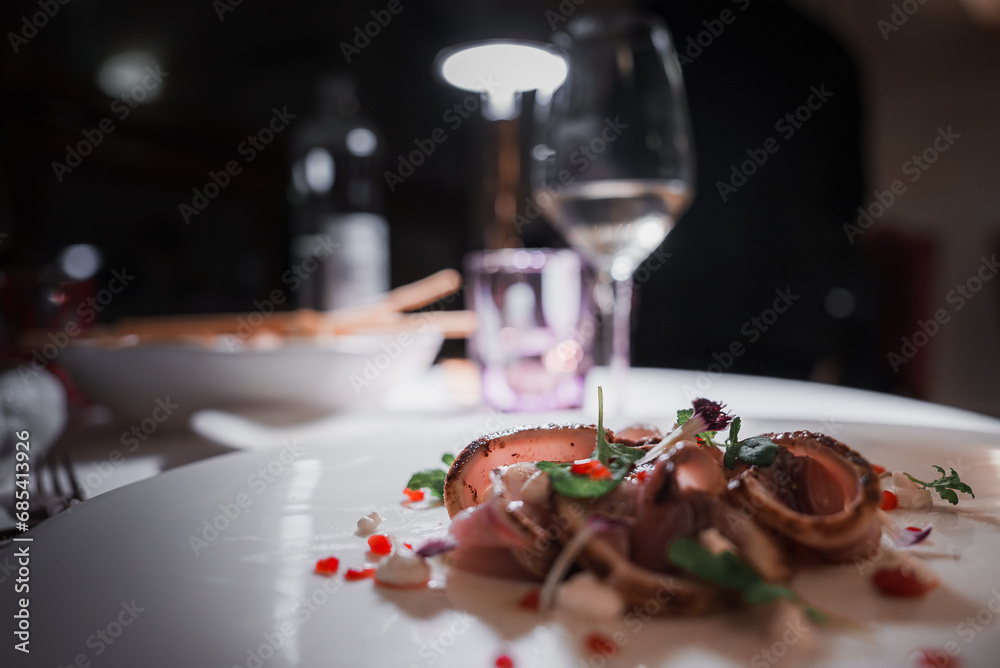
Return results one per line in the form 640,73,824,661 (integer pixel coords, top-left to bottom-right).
531,13,694,412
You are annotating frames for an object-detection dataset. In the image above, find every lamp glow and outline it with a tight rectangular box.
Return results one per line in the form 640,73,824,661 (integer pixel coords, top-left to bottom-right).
438,41,568,120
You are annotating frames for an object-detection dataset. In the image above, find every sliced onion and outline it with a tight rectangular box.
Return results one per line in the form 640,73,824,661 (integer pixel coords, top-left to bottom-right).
415,536,459,558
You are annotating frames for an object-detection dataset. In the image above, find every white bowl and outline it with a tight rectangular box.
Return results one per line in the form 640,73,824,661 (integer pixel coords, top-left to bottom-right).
58,332,444,424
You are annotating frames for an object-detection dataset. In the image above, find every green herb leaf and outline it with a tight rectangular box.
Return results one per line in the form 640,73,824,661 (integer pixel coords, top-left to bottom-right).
442,453,455,467
537,387,643,499
666,537,825,621
536,461,623,498
676,408,693,426
723,416,742,469
737,436,779,467
720,416,777,470
406,468,447,499
903,466,975,505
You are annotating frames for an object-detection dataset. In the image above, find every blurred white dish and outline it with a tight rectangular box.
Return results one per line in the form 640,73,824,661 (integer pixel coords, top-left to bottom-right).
58,332,444,424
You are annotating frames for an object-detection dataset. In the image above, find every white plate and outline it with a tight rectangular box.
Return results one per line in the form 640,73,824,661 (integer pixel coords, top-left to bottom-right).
58,332,444,423
2,414,1000,667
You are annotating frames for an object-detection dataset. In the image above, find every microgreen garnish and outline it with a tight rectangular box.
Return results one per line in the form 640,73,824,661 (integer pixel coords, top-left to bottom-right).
666,538,825,623
537,387,644,499
903,466,975,506
722,417,778,470
405,452,456,499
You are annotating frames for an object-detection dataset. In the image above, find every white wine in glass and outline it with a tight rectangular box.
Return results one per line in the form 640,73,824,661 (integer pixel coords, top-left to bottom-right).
533,13,695,413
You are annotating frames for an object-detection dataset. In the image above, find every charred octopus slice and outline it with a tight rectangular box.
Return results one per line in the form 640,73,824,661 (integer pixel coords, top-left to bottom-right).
726,431,881,561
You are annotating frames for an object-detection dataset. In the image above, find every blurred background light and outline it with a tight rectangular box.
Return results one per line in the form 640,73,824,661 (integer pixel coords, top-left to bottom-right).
346,128,377,157
60,244,102,280
96,51,163,102
303,148,335,193
438,41,568,120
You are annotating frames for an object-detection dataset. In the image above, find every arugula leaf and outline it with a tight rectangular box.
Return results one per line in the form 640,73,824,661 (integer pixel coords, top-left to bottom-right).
538,387,643,499
721,416,778,470
405,453,456,499
666,537,825,622
904,466,975,505
406,469,447,499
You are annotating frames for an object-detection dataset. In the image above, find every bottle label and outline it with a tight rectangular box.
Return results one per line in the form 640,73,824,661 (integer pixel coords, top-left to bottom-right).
293,213,389,310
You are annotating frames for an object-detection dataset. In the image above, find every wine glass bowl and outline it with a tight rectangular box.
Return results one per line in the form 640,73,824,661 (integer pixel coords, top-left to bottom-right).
531,13,695,410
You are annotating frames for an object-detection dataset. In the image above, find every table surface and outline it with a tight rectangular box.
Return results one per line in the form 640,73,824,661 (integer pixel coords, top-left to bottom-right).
48,366,1000,505
5,366,1000,668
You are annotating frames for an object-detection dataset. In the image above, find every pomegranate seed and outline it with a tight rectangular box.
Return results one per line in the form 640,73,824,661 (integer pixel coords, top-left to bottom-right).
403,488,425,501
872,566,937,597
634,470,650,482
880,490,899,511
586,633,617,658
570,459,612,480
518,589,540,611
367,534,393,554
314,556,339,576
495,654,514,668
344,566,376,581
906,526,923,532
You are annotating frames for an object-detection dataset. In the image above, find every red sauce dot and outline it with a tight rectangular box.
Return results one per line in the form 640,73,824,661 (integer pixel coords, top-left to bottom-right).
586,633,617,658
344,566,376,581
495,654,514,668
872,464,887,475
314,556,339,576
367,534,393,554
880,489,899,511
912,648,961,668
872,566,937,598
518,589,540,611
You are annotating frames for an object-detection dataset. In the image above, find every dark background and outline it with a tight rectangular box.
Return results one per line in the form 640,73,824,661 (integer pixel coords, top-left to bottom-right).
0,0,907,397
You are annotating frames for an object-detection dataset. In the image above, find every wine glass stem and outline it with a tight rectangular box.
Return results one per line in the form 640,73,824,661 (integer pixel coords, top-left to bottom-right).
610,274,633,414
